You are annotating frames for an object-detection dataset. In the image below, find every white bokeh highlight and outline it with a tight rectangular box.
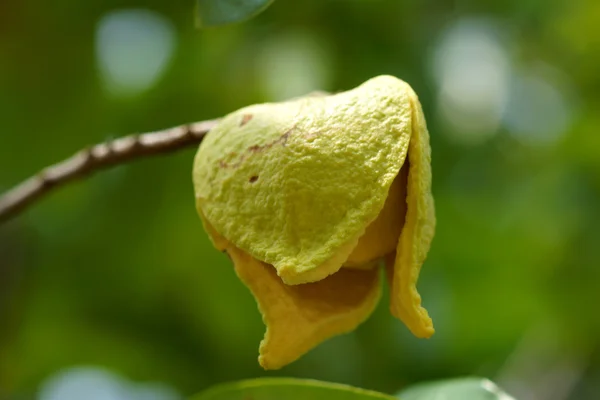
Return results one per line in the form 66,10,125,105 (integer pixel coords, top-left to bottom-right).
38,366,180,400
256,31,333,101
96,9,175,97
503,66,575,146
431,19,511,144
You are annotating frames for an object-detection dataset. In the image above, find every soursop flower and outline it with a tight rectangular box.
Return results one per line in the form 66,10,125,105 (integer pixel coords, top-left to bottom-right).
193,75,435,369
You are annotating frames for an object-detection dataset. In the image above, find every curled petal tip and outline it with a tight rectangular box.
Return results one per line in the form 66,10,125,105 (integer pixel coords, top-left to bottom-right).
228,245,382,369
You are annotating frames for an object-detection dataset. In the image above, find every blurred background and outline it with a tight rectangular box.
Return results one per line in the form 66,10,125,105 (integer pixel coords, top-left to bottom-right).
1,0,599,399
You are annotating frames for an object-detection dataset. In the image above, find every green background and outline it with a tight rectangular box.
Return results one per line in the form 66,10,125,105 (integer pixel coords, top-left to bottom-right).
1,0,599,399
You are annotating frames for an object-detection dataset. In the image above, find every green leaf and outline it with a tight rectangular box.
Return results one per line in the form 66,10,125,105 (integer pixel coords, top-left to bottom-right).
191,378,396,400
195,0,275,27
396,377,516,400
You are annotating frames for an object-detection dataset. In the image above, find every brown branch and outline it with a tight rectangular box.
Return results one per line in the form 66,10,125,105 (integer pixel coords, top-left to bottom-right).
0,119,220,224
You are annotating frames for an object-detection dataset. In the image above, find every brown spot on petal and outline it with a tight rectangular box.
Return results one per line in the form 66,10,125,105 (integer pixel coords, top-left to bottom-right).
217,126,296,169
249,175,259,183
240,114,253,126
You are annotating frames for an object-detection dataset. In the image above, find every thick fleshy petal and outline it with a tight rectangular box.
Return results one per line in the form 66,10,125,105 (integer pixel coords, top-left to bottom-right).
226,245,382,370
387,90,436,339
193,76,414,285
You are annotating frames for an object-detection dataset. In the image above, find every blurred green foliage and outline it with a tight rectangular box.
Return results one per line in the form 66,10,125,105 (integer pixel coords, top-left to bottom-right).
1,0,600,399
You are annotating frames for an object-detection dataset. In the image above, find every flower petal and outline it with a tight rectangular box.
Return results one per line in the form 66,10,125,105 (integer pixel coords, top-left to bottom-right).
226,245,382,370
193,76,414,285
387,90,436,339
197,209,229,251
344,164,407,269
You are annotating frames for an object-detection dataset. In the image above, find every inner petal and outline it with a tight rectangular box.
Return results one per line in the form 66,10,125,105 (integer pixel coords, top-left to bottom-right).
344,164,408,269
226,245,382,370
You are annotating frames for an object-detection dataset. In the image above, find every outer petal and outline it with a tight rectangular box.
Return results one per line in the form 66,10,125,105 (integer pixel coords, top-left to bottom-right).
387,89,436,338
193,76,414,285
226,245,382,370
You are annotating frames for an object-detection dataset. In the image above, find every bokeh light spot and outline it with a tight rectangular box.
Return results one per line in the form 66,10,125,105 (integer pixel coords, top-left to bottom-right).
431,19,511,144
95,9,175,98
38,366,181,400
503,67,575,146
255,30,333,101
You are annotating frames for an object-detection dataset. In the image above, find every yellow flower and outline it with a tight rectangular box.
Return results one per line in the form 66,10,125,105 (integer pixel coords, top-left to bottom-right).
193,75,435,370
